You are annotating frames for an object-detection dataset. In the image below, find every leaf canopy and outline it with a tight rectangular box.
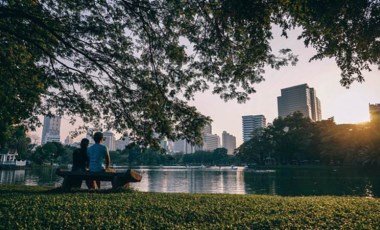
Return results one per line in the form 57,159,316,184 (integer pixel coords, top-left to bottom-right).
1,0,379,146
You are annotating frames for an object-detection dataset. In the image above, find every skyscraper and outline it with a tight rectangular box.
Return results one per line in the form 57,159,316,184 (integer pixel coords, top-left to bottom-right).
277,83,322,121
198,122,220,151
202,123,212,135
202,133,220,151
222,131,236,155
41,115,61,144
103,131,116,151
64,136,73,145
242,115,266,142
173,139,195,154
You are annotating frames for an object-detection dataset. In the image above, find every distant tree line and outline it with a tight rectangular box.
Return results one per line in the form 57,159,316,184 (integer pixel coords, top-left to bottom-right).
3,111,379,167
9,138,239,166
236,112,380,166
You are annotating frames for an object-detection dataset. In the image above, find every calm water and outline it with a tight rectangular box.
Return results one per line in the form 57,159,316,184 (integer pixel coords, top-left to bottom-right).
1,166,379,197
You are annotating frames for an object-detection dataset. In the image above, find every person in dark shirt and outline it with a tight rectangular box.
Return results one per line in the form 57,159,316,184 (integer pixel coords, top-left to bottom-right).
71,138,91,189
72,138,90,171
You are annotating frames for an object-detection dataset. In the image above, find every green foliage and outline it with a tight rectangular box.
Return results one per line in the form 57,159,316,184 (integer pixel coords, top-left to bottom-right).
0,125,31,159
2,0,378,147
236,113,380,166
182,148,235,165
1,185,380,229
31,142,66,165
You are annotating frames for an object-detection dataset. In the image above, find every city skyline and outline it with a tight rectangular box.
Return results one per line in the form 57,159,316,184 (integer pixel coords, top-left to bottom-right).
33,28,380,147
188,28,380,146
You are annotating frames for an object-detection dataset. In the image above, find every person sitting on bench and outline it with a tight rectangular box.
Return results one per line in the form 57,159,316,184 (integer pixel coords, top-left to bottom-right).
71,138,92,189
72,138,90,172
87,132,111,189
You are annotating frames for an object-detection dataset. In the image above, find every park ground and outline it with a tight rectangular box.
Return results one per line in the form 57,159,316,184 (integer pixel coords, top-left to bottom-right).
0,185,379,229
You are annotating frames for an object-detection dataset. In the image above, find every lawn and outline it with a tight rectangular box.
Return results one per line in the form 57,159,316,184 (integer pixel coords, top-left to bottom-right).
0,185,379,229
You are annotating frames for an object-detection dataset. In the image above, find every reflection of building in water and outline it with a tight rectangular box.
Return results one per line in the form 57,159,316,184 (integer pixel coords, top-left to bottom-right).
0,170,26,184
130,167,248,194
188,168,246,194
220,170,246,194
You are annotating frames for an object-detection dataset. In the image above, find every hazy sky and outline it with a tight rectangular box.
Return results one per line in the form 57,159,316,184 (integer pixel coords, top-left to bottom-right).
189,28,380,146
33,27,380,147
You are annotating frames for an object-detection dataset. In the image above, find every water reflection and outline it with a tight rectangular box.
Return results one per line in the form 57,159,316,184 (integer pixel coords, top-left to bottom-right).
134,167,246,194
243,167,380,197
0,170,26,184
0,166,379,197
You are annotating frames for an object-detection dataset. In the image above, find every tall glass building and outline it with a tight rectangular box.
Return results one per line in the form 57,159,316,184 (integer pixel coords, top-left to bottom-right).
277,84,322,121
242,115,266,142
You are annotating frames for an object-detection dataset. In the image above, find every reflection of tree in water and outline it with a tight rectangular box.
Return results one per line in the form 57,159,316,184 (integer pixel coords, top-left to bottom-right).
26,167,61,186
244,167,380,196
243,171,277,195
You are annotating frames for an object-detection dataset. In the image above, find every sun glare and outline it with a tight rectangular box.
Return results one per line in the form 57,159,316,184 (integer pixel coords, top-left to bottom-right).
334,111,370,124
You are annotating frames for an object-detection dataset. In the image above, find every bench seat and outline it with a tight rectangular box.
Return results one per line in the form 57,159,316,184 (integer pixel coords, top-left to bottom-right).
56,168,142,190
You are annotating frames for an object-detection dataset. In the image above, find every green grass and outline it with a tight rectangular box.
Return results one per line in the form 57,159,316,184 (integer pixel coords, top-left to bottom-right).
1,185,379,229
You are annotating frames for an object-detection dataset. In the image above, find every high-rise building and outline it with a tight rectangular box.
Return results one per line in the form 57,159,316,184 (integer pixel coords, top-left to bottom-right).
196,122,220,152
277,83,322,121
242,115,266,142
203,133,220,151
41,116,61,144
86,128,95,144
222,131,236,155
202,123,212,135
115,137,129,150
64,136,73,145
103,131,116,151
173,139,195,154
369,103,380,122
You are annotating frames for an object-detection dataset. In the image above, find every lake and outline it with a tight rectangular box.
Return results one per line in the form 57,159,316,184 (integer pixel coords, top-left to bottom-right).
1,166,379,197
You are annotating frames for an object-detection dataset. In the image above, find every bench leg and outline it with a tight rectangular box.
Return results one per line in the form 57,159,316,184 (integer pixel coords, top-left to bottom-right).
112,176,130,190
62,176,73,191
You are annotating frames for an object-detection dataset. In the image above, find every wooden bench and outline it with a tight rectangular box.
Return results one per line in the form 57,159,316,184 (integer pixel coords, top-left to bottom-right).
56,168,142,191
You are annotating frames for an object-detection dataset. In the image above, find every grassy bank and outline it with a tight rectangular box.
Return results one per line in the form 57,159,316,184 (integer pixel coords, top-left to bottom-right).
1,185,379,229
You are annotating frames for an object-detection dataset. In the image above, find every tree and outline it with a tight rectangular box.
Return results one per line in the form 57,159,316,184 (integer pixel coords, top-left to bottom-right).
1,0,379,146
5,126,31,159
211,148,228,165
236,112,315,164
31,142,65,164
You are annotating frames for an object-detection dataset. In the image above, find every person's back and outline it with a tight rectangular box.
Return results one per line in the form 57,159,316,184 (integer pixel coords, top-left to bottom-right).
87,143,108,172
87,132,111,189
72,138,89,171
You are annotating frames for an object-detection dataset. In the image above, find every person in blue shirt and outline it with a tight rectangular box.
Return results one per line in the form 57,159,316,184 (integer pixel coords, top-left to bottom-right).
87,132,111,189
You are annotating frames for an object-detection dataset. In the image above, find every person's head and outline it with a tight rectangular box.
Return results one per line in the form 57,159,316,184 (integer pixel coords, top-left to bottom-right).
93,132,104,144
80,138,90,149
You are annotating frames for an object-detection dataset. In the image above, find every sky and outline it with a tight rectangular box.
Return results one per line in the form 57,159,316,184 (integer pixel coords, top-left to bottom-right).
32,27,380,147
189,28,380,146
